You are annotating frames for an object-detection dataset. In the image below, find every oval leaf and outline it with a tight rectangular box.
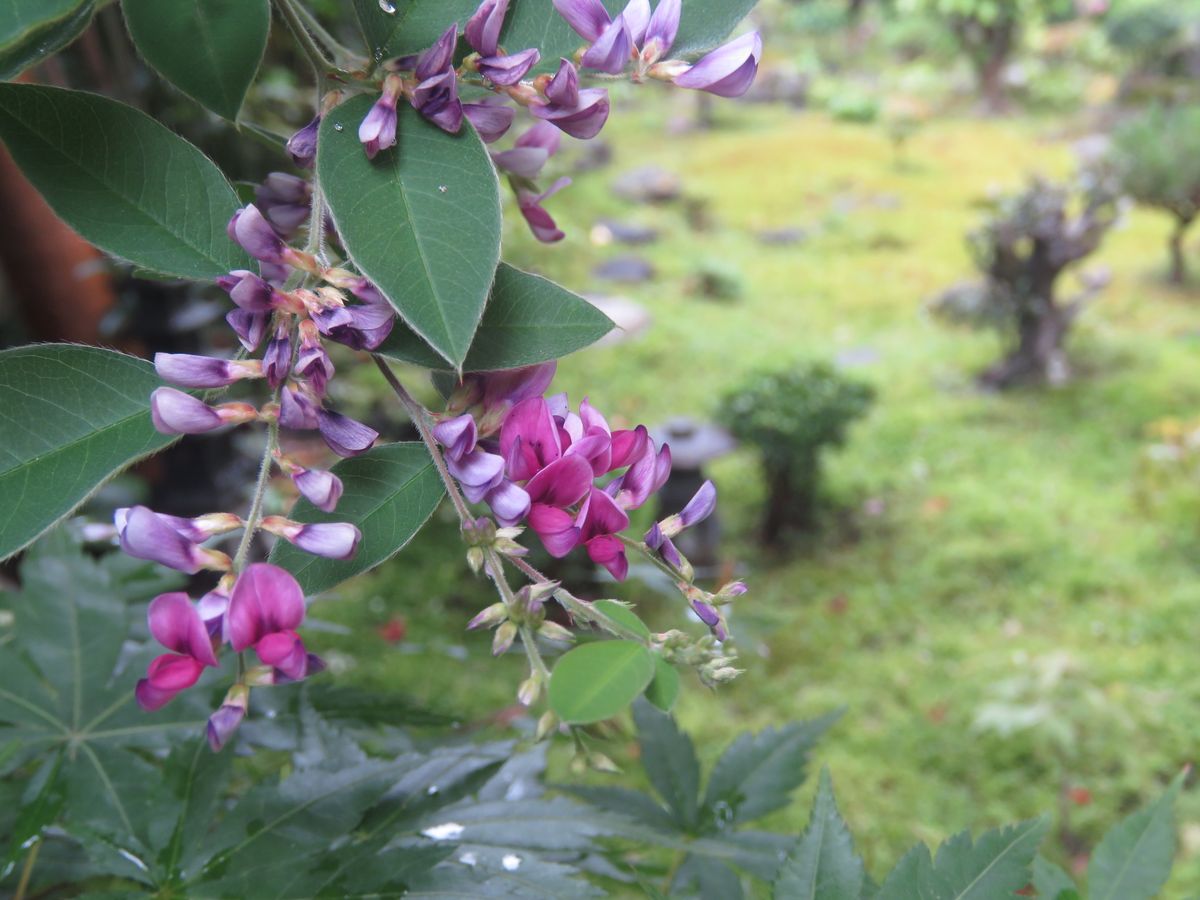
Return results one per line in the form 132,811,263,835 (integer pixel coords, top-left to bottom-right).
123,0,270,120
319,97,501,369
591,599,651,640
378,263,614,371
0,84,249,278
352,0,477,59
0,345,176,561
0,1,93,81
548,640,656,724
644,656,680,712
269,442,446,595
501,0,758,75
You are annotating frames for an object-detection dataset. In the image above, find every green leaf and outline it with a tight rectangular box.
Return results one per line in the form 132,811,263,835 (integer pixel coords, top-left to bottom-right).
1088,772,1185,900
548,641,656,724
773,769,865,900
591,599,651,640
377,263,614,371
703,712,840,826
1031,856,1077,900
501,0,758,75
269,442,446,596
122,0,270,120
644,656,681,712
319,97,501,369
0,84,249,278
0,1,93,81
876,819,1050,900
0,752,65,880
632,698,701,830
0,345,176,561
673,855,744,899
352,0,478,58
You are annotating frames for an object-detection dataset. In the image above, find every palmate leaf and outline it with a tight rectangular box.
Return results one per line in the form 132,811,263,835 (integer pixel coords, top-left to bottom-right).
0,85,250,278
377,263,615,372
1088,771,1184,900
632,698,701,830
1032,856,1078,900
0,345,176,561
269,442,446,596
773,770,865,900
0,531,205,832
123,0,270,120
703,711,841,827
876,818,1049,900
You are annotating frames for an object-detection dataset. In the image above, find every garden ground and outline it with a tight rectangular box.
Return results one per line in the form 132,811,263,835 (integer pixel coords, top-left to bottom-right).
313,93,1200,894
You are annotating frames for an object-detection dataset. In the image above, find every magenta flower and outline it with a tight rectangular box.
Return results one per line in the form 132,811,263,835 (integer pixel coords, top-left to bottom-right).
135,592,220,711
227,563,320,681
528,503,581,557
116,506,237,573
154,353,262,389
227,205,286,263
287,116,320,168
464,100,515,143
608,439,671,510
530,60,610,139
150,388,257,435
670,32,762,98
317,409,379,457
359,76,403,159
577,487,631,579
411,69,464,133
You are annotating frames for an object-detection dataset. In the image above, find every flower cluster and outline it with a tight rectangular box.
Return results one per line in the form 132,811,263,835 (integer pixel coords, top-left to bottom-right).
432,362,719,592
330,0,760,243
134,563,324,750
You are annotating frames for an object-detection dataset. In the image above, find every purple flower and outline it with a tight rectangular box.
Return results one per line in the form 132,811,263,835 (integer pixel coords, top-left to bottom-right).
226,309,270,352
207,685,249,752
295,321,334,396
448,447,506,502
464,101,515,143
531,61,610,139
478,49,540,86
492,121,561,178
287,116,320,168
412,69,464,133
219,269,285,313
359,76,403,159
227,563,316,681
500,397,563,481
577,487,631,580
670,32,762,98
416,23,458,80
466,0,508,56
477,361,558,415
486,479,531,525
581,17,632,74
154,353,262,389
228,205,286,263
609,439,671,510
553,0,611,42
135,592,220,711
517,177,571,243
317,409,379,457
434,413,479,461
262,324,292,390
291,466,343,512
326,302,396,351
116,506,236,573
150,388,256,435
256,173,312,235
642,0,680,63
279,384,320,430
678,479,716,528
262,516,362,560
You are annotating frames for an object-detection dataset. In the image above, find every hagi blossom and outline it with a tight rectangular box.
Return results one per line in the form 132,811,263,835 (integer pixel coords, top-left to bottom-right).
359,75,403,158
256,173,312,235
492,121,561,179
530,60,610,140
135,592,220,710
465,0,541,85
645,479,716,568
317,408,379,457
207,684,249,751
517,178,571,243
154,353,263,389
116,506,239,574
261,516,362,560
287,116,320,167
670,31,762,98
150,388,258,435
410,25,464,133
464,100,515,143
227,563,322,682
285,463,344,512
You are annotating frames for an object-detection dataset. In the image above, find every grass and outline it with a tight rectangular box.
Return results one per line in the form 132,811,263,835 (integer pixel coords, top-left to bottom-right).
315,94,1200,894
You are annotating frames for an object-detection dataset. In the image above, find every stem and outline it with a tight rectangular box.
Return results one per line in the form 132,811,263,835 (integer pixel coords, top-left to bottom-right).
371,355,473,524
232,419,280,572
506,555,651,645
618,533,690,584
275,0,333,75
661,850,685,895
289,1,365,70
14,839,40,900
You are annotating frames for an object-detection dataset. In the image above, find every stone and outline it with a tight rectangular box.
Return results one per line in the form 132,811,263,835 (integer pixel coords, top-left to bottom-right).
611,166,682,204
756,226,807,246
591,219,660,246
593,255,655,284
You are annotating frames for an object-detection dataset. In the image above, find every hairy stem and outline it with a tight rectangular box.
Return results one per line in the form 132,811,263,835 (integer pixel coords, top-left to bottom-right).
275,0,334,75
289,1,364,70
618,533,691,585
506,555,651,645
232,418,280,572
371,355,474,524
14,839,40,900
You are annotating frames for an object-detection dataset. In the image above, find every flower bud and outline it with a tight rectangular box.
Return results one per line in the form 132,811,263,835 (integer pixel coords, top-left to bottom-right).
207,683,250,751
466,546,485,574
317,409,378,457
154,353,262,389
537,621,575,644
518,673,542,707
262,324,293,390
492,621,518,656
287,116,320,168
535,710,558,741
291,467,343,513
588,752,621,774
467,602,508,630
261,516,362,560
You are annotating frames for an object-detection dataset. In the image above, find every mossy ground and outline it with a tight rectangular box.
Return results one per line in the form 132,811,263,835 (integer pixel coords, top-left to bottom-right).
314,93,1200,894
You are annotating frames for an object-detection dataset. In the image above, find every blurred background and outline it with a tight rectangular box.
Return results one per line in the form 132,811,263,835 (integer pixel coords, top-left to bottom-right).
5,0,1200,891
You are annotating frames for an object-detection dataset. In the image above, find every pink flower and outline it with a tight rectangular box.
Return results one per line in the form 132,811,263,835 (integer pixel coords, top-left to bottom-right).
135,592,220,711
227,563,321,681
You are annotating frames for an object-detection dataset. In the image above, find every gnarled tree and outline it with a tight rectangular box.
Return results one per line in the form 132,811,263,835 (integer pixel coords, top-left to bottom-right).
932,175,1118,389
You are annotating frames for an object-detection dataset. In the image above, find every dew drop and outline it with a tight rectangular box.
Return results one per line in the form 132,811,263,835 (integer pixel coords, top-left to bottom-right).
438,184,448,193
426,784,440,795
459,851,478,867
378,0,397,13
117,848,150,872
502,854,522,871
333,122,345,132
422,822,465,841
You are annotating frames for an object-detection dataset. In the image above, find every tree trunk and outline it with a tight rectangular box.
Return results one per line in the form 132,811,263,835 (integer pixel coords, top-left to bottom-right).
761,455,820,546
977,54,1011,115
1169,217,1191,286
979,303,1072,390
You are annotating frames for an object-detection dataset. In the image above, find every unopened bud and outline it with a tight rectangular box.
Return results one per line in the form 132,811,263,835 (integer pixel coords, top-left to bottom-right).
467,602,508,630
707,666,743,684
538,621,575,644
588,752,621,774
677,556,695,583
244,665,277,686
535,711,558,741
466,546,485,574
463,516,497,547
518,673,542,706
492,621,517,656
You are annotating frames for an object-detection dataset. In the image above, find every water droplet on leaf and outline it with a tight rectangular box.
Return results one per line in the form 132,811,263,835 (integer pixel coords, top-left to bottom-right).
378,0,397,13
426,784,440,795
333,122,344,132
422,822,465,841
459,851,478,866
502,854,522,871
